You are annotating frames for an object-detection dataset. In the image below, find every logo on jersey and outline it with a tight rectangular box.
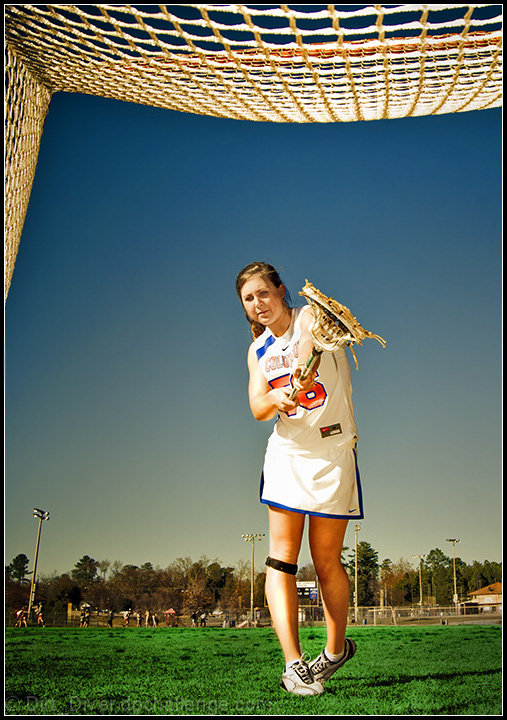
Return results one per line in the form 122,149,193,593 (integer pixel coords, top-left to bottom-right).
264,342,299,373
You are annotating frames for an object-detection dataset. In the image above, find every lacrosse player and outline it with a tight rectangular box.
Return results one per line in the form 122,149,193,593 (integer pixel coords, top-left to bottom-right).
237,262,360,696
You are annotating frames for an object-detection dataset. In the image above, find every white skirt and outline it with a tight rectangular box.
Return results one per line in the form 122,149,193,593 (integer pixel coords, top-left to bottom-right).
260,438,364,519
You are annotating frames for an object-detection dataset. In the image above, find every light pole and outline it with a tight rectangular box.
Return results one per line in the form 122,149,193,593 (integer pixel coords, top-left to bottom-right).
242,533,265,623
354,523,361,624
28,508,50,617
412,554,426,610
446,538,461,612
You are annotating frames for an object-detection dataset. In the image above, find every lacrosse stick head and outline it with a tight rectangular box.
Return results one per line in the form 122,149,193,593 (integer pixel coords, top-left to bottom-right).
299,280,386,368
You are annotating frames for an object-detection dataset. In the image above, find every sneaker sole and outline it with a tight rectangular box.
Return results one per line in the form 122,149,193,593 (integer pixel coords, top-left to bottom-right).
280,679,323,696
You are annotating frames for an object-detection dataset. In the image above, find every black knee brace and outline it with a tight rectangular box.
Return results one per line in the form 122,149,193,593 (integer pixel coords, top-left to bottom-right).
265,556,298,575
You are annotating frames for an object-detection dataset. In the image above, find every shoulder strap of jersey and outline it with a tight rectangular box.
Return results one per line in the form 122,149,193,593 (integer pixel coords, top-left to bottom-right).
254,330,275,361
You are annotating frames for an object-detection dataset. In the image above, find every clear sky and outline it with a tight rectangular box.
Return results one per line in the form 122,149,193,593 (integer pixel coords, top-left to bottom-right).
5,91,501,579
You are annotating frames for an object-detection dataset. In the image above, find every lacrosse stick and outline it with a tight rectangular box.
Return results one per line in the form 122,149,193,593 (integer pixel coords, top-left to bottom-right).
288,280,386,400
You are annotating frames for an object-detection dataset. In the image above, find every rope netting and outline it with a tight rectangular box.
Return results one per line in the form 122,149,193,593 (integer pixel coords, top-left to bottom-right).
4,4,503,299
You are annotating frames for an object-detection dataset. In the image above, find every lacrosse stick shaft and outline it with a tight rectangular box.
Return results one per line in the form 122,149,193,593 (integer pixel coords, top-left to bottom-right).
288,347,323,401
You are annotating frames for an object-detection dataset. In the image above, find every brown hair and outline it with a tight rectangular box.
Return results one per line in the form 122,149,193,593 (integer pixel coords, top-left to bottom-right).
236,262,292,339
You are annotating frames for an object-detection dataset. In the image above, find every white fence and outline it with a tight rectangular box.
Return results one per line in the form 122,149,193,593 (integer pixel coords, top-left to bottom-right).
295,604,502,626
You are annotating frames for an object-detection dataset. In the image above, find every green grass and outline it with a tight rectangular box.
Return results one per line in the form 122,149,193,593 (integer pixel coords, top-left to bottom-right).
5,625,502,715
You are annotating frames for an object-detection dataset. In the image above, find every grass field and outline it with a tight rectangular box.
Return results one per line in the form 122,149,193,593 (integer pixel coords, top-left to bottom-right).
5,624,502,715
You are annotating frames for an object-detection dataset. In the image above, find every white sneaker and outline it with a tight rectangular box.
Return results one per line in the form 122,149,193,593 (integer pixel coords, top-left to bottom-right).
309,638,357,683
280,657,325,696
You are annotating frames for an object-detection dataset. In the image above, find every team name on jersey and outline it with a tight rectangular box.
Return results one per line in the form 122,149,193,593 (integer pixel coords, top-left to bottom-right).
264,342,299,374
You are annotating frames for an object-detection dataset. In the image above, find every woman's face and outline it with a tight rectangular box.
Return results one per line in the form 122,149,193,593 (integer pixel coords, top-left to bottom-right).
240,274,287,332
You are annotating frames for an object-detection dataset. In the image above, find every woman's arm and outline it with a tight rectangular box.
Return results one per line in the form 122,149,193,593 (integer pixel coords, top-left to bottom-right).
247,343,299,421
291,305,321,389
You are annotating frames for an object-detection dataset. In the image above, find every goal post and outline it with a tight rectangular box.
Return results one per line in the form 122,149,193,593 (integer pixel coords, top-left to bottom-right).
4,45,52,302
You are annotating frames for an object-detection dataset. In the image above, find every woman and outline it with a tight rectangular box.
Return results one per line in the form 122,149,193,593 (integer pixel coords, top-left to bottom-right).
236,262,361,696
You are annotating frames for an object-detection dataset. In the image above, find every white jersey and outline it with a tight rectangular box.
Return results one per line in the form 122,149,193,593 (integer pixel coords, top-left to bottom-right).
253,306,358,452
252,305,363,519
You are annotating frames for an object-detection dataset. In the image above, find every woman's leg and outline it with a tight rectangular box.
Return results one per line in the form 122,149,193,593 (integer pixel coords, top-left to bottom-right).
308,516,349,655
265,506,306,664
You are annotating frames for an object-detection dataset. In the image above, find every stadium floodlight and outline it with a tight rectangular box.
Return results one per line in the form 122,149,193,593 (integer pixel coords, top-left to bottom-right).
242,533,265,622
412,555,426,609
28,508,50,616
446,538,461,612
354,523,361,624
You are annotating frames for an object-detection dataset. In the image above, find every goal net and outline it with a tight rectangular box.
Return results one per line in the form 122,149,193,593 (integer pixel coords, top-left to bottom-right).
4,4,503,300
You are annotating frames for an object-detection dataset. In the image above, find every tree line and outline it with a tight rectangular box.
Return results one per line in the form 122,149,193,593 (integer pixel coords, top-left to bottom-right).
5,542,501,616
343,543,501,607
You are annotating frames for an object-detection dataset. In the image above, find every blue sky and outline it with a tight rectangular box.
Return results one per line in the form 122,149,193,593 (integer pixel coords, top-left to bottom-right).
5,91,501,578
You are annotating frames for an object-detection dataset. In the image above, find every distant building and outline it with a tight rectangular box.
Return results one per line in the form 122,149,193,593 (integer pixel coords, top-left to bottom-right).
467,582,502,612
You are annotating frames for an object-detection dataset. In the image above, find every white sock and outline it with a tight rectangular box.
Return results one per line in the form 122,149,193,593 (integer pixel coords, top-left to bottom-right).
324,647,345,662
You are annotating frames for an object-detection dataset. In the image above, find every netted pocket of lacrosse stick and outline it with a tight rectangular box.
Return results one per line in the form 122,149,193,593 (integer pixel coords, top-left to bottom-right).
308,305,352,352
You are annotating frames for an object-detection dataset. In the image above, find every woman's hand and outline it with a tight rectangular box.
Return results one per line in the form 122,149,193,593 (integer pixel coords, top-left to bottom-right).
267,387,300,414
291,366,318,394
267,367,317,413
